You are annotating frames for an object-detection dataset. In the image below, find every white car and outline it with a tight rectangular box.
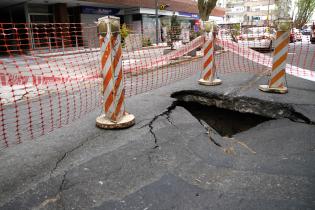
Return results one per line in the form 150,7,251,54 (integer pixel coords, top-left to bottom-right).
237,27,276,51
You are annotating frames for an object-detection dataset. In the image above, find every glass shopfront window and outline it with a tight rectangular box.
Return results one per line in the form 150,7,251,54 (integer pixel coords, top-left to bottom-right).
28,4,54,23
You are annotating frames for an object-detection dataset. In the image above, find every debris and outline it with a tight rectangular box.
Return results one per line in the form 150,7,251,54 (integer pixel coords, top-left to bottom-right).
195,178,202,183
223,146,236,155
223,137,256,154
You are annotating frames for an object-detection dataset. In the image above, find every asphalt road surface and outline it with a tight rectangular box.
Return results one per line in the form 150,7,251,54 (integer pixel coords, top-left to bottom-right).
3,41,314,149
0,71,314,209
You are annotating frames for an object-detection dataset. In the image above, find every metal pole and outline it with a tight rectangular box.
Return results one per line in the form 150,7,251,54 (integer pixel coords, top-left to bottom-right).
155,0,159,45
75,35,78,50
49,37,51,52
61,37,65,54
267,0,271,26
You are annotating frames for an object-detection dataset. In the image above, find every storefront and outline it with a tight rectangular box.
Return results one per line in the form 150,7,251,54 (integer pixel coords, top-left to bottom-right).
79,6,123,48
0,1,225,51
124,8,203,44
80,6,122,25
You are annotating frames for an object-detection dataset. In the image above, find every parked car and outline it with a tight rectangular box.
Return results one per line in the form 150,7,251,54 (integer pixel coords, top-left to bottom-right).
237,27,276,51
301,27,311,35
311,23,315,44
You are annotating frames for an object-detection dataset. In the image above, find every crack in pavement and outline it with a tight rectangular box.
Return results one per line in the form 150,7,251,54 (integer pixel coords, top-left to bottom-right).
289,108,314,125
58,172,67,210
197,119,222,147
50,143,85,176
134,118,153,129
49,161,124,208
50,133,102,176
196,118,257,155
35,171,68,210
139,103,177,148
59,172,67,192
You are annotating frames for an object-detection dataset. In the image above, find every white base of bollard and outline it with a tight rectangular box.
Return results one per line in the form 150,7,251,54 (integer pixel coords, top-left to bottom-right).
198,78,222,86
258,85,288,94
96,113,135,129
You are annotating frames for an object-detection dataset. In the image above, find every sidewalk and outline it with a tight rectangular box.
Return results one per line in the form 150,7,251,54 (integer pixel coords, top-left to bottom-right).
0,72,314,209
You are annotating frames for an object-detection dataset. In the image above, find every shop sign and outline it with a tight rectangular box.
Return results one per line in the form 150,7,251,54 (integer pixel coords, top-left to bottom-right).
178,12,199,19
159,4,169,10
81,6,120,15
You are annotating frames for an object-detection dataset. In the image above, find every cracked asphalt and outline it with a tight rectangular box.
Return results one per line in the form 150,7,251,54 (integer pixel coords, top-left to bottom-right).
0,72,315,209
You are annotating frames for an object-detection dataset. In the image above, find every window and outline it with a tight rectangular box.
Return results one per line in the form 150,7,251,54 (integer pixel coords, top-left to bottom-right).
30,14,54,23
132,14,141,21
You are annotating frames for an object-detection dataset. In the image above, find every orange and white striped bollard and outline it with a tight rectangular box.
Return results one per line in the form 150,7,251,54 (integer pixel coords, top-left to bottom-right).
198,21,222,86
96,16,135,129
259,19,291,94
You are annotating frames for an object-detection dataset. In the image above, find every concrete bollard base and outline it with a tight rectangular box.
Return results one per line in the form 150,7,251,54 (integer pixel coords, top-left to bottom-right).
198,78,222,86
258,85,288,94
96,113,135,129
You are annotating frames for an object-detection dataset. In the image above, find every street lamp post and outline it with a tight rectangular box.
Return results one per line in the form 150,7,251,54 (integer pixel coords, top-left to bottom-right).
155,0,159,45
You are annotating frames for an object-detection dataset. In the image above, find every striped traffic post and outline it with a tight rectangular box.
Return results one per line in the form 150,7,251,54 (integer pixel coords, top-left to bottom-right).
259,0,292,94
259,19,291,94
198,21,222,86
96,16,135,129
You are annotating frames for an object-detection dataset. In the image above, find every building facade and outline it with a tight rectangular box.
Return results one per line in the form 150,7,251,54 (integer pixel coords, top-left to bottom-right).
222,0,277,25
243,0,276,22
0,1,225,25
0,0,225,44
226,0,245,23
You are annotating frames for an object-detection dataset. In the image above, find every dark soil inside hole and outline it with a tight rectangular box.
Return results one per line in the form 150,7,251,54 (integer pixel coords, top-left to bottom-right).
177,101,272,137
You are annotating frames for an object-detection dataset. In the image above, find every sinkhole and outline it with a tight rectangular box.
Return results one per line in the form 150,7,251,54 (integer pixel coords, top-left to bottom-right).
176,101,272,137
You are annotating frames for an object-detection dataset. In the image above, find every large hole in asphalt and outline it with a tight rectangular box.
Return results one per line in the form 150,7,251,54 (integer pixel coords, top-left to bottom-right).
171,91,313,138
176,101,271,137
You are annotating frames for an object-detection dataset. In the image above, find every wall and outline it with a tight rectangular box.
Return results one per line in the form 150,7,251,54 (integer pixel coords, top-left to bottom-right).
54,3,69,23
81,14,106,48
124,14,142,34
142,15,161,44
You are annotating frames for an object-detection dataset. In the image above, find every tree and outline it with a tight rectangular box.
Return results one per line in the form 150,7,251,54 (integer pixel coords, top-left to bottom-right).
230,23,241,42
293,0,315,29
198,0,218,21
120,23,129,47
167,13,181,49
